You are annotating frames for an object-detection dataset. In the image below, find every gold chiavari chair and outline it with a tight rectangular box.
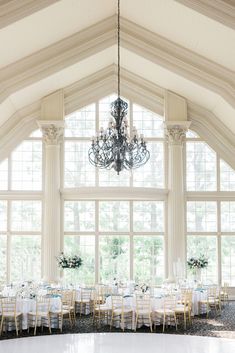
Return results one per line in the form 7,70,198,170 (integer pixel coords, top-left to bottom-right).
199,286,221,317
75,288,94,316
110,295,133,331
0,297,22,336
27,297,51,335
49,296,72,332
93,291,112,328
61,290,76,325
220,282,229,306
175,291,192,329
135,295,152,332
152,296,177,333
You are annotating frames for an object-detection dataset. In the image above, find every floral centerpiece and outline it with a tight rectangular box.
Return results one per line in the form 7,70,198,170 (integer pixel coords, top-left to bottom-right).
187,255,208,270
57,252,82,269
57,252,82,285
57,252,82,268
187,255,208,283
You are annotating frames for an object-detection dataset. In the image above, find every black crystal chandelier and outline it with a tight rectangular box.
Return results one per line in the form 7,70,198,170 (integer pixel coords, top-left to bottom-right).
88,0,150,175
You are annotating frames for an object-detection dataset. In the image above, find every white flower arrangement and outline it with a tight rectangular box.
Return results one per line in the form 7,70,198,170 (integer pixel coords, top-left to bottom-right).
57,252,82,269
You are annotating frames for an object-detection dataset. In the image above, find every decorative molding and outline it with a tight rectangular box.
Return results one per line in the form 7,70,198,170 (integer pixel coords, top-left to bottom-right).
64,64,164,116
37,120,64,145
61,187,168,201
0,65,235,173
0,15,234,114
0,0,60,29
187,101,235,167
0,16,115,104
165,122,191,145
121,17,235,109
0,101,40,161
175,0,235,30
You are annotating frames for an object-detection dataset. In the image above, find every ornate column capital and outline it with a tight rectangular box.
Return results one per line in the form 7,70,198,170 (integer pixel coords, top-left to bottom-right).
165,121,191,145
37,120,64,145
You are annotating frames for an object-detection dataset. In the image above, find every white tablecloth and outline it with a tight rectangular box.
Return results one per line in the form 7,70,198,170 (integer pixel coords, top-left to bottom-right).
106,290,208,329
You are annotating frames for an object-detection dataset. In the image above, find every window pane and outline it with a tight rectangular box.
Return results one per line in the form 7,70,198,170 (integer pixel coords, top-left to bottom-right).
133,104,163,138
0,200,7,232
221,202,235,232
186,142,216,191
11,201,41,232
99,236,129,282
11,235,41,282
186,130,199,138
133,142,164,188
0,235,7,283
64,201,95,232
99,201,129,232
99,169,130,187
221,236,235,286
64,141,95,187
133,201,164,232
64,236,95,285
187,201,217,232
134,236,164,285
187,236,217,284
99,94,117,129
65,104,96,137
220,160,235,191
0,159,8,190
11,141,42,190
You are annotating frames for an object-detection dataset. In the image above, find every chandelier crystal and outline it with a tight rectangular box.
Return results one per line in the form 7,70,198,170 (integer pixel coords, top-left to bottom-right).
88,0,150,175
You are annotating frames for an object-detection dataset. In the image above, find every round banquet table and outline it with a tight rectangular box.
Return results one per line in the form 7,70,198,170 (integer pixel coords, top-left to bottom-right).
106,289,208,329
0,297,61,331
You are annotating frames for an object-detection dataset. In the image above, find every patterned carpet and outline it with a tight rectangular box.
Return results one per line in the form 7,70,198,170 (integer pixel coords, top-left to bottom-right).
0,302,235,341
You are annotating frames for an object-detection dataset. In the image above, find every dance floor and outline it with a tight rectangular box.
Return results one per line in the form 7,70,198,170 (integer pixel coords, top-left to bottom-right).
0,333,234,353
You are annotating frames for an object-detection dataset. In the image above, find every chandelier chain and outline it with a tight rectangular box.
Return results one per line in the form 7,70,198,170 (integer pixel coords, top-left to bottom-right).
118,0,120,98
88,0,150,174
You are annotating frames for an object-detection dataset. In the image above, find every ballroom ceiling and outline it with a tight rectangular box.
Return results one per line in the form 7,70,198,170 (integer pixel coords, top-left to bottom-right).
0,0,234,133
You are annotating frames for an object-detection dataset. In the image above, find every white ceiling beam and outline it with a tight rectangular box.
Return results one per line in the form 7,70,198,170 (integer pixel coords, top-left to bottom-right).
175,0,235,30
0,16,234,114
0,0,60,29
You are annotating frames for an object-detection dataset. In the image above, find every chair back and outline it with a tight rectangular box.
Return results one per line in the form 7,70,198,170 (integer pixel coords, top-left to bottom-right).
35,297,50,314
163,297,176,310
111,295,123,309
80,288,93,302
1,297,17,315
136,295,151,313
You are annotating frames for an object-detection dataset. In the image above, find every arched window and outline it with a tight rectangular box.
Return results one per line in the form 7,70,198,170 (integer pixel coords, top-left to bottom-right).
63,95,166,284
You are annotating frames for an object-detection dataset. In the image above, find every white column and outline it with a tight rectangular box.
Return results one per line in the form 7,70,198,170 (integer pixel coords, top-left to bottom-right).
38,121,64,283
166,122,190,281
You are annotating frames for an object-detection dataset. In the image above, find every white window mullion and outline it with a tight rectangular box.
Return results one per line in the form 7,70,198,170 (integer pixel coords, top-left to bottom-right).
217,201,221,285
95,200,99,284
7,200,11,283
130,201,133,281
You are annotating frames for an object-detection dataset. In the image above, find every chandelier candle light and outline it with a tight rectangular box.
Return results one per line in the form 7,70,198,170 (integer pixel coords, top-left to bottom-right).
88,0,150,174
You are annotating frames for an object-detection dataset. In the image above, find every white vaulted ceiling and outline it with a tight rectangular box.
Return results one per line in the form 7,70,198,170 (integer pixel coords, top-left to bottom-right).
0,0,234,147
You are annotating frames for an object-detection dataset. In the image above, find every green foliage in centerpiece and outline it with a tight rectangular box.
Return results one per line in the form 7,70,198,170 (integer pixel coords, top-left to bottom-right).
57,252,82,269
187,255,208,269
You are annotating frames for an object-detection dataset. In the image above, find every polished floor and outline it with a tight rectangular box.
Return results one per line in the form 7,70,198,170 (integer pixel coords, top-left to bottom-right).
0,333,234,353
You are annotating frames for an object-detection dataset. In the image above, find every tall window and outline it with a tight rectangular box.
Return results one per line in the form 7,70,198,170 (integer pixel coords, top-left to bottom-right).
63,200,165,285
63,95,166,284
0,131,43,282
186,131,235,286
